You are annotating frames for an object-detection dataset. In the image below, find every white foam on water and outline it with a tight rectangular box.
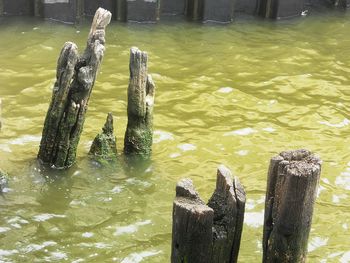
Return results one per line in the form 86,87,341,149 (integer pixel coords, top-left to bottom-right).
94,242,111,249
0,227,11,233
224,128,257,136
45,251,68,261
262,127,276,132
23,241,57,253
308,237,328,252
153,130,174,144
217,87,234,94
244,211,264,228
340,251,350,263
245,199,256,210
121,250,162,263
235,150,249,156
7,216,29,225
0,144,12,152
69,200,87,207
0,249,18,257
169,152,181,158
126,178,152,188
319,118,350,128
82,232,94,238
114,220,152,236
33,213,66,222
177,143,196,152
335,172,350,190
8,135,41,145
111,186,123,194
317,185,326,197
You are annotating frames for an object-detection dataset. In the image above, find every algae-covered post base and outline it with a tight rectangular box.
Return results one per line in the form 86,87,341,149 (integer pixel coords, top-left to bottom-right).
37,8,112,169
262,149,322,263
0,169,9,193
124,47,155,158
89,112,117,163
171,165,246,263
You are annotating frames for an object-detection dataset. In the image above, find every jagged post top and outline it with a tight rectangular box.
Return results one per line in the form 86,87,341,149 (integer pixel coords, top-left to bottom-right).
276,149,322,177
102,112,114,135
88,8,112,42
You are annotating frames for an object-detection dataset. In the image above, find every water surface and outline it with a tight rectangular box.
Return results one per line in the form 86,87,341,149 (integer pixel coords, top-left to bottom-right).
0,13,350,262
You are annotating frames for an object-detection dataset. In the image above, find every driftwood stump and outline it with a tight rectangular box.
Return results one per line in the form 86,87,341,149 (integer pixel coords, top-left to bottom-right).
37,8,112,169
262,149,322,263
171,165,246,263
124,47,155,157
89,112,117,162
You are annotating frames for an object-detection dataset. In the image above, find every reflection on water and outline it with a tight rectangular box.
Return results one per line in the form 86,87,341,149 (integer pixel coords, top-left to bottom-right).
0,12,350,262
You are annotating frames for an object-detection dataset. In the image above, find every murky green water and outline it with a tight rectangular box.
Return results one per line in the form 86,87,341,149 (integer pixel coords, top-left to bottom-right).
0,12,350,262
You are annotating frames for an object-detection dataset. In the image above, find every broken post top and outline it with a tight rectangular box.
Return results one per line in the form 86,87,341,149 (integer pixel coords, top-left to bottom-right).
102,112,114,135
87,8,112,45
128,47,149,118
276,149,322,178
176,178,204,202
37,8,111,169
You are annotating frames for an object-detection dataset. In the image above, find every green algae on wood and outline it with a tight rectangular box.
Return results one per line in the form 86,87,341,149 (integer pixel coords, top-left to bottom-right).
89,112,117,163
0,169,9,193
0,98,2,130
124,47,155,157
262,149,322,263
37,8,112,169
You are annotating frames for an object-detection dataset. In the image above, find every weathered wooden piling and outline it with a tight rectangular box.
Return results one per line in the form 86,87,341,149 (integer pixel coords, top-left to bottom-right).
37,8,111,169
262,149,321,263
89,112,117,161
0,98,2,130
171,165,246,263
0,169,9,193
124,47,155,157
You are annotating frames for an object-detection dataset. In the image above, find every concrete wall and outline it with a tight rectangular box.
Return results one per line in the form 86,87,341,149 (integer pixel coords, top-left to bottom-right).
0,0,347,23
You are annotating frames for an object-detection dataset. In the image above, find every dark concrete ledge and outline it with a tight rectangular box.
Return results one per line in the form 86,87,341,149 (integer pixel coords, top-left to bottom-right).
0,0,348,24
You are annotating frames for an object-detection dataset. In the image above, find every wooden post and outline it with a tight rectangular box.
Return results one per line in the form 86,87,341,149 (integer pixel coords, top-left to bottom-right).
208,165,246,263
124,47,155,157
89,112,117,162
0,98,2,130
0,169,8,193
171,178,214,263
262,149,322,263
171,166,246,263
37,8,112,169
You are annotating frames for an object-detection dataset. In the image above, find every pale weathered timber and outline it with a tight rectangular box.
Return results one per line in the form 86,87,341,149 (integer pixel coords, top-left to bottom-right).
89,112,117,162
124,47,155,157
262,149,322,263
171,166,246,263
171,178,214,263
0,169,9,193
38,8,112,169
208,165,246,263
